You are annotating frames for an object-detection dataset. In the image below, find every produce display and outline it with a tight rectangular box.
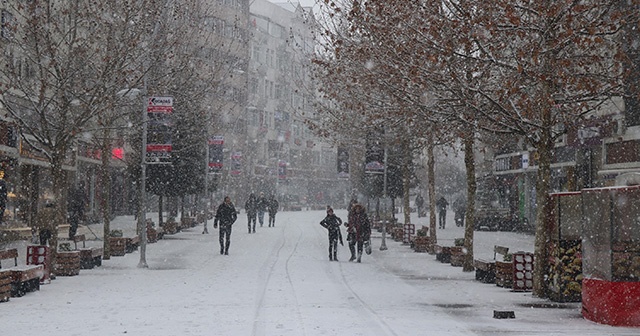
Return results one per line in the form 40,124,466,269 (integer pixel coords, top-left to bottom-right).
546,240,582,302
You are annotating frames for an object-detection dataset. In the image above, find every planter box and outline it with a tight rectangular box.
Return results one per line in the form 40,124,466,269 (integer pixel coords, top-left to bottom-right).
450,246,465,267
109,237,127,256
435,245,452,263
55,251,81,276
496,261,513,288
413,236,433,253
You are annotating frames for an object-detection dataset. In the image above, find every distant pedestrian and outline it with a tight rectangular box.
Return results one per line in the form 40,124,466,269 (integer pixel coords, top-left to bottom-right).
214,196,237,255
267,194,279,227
453,197,466,227
256,192,267,227
245,193,257,233
68,184,86,239
35,202,57,246
346,203,371,263
415,193,425,218
347,197,357,216
320,207,343,261
436,196,449,229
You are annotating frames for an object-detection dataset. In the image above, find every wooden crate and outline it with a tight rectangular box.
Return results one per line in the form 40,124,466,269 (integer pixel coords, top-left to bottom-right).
496,261,513,288
55,251,81,276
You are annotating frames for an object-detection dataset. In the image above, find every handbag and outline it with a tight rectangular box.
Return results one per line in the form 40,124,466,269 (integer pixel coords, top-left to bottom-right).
364,239,372,255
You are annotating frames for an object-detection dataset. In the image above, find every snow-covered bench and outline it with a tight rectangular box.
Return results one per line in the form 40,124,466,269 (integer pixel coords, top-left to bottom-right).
474,245,509,284
0,248,44,298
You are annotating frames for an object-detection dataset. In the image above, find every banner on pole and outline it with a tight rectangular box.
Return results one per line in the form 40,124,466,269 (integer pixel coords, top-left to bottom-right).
208,136,224,173
364,132,384,174
146,96,173,164
337,146,349,178
231,152,243,175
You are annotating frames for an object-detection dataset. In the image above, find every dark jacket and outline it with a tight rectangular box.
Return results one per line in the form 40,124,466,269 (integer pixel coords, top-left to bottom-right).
245,195,257,216
268,197,279,215
436,197,448,213
256,196,268,212
320,214,342,233
347,205,371,243
215,202,237,227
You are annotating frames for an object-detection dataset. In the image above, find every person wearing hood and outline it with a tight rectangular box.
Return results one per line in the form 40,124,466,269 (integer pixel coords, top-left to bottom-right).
346,203,371,263
320,207,343,261
245,193,257,233
214,196,237,255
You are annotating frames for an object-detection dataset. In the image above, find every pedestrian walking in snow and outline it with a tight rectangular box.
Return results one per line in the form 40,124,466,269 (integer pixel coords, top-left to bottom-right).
214,196,237,255
436,196,449,229
256,192,267,227
267,194,279,227
415,193,425,218
453,197,466,227
68,184,86,240
346,203,371,263
245,193,257,233
320,207,343,261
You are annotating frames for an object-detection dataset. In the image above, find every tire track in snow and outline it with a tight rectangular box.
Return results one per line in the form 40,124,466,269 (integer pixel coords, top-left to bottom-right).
251,216,307,336
335,261,400,336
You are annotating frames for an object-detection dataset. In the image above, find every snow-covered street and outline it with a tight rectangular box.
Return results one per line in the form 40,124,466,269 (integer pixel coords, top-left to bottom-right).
2,209,638,336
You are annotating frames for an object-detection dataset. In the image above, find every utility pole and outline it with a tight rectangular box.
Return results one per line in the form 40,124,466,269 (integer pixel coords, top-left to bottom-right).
380,144,388,251
203,136,209,234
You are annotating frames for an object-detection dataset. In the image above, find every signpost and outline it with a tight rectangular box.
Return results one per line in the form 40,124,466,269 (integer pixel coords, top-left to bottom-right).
146,96,173,164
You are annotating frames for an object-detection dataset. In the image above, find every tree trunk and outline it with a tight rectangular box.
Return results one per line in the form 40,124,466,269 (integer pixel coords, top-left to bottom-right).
158,195,163,225
50,154,68,277
101,127,112,260
462,128,476,272
533,125,553,298
427,131,437,244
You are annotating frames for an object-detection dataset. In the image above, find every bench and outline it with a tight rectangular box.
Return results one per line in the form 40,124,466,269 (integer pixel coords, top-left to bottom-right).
0,248,44,298
68,234,103,269
108,235,140,256
435,245,452,263
474,245,509,284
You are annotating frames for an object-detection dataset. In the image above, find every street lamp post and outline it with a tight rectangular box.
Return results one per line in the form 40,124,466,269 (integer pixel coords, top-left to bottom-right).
203,136,210,234
380,145,388,251
137,94,149,268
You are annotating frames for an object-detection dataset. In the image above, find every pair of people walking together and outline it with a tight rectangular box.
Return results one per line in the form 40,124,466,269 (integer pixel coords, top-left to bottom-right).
245,193,279,233
319,203,371,263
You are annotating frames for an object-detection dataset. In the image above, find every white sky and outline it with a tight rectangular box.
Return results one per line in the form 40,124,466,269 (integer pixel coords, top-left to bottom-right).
3,209,639,335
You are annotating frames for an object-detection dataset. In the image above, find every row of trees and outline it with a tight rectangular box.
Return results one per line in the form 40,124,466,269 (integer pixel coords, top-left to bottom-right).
310,0,639,297
0,1,246,264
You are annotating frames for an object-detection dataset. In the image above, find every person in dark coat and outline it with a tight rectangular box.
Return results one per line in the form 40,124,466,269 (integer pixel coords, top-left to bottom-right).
436,196,449,229
214,196,237,255
267,194,279,227
320,207,343,261
415,193,425,218
245,193,257,233
453,197,466,227
35,202,57,245
68,184,86,239
256,192,267,227
346,203,371,263
347,197,358,216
